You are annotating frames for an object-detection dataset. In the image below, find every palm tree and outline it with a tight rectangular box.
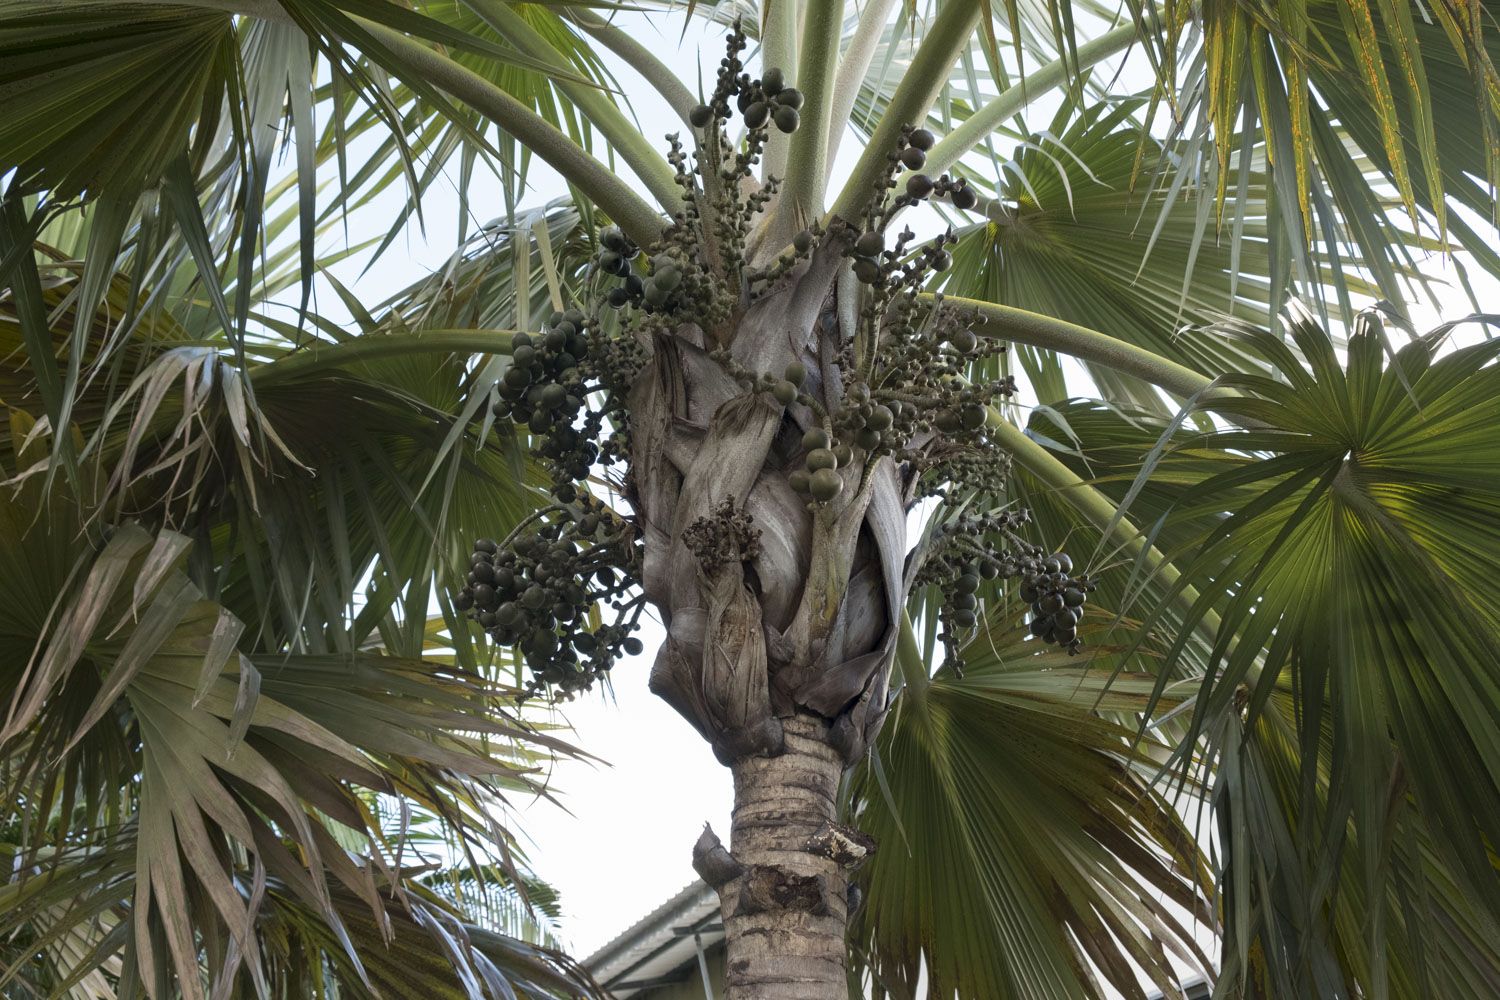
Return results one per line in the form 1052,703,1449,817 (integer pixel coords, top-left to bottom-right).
2,2,1499,999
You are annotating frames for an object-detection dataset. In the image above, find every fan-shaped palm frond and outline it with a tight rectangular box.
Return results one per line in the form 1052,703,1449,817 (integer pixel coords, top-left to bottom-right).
1120,304,1500,995
0,234,598,995
847,611,1215,1000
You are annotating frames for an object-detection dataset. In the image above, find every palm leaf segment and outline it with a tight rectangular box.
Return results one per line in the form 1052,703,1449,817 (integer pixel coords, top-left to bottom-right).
0,230,600,996
1130,304,1500,996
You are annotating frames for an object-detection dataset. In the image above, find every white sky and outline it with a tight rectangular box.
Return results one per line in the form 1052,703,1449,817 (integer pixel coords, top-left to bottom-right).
288,5,1500,964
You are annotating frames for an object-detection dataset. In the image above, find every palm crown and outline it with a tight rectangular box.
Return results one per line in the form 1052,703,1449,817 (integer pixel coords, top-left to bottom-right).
2,1,1499,998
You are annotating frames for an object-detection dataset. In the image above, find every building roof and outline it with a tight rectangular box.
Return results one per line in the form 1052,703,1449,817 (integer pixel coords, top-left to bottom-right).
585,880,1211,999
583,879,722,997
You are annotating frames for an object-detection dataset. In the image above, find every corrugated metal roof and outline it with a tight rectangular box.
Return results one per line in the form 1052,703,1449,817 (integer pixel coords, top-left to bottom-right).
583,879,722,997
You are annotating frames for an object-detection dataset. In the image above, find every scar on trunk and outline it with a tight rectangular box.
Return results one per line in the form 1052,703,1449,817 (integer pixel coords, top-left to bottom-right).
736,864,831,915
802,819,876,868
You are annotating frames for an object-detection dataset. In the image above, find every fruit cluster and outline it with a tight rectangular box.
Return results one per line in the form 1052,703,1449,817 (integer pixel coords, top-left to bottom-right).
455,506,644,699
490,309,606,498
689,22,804,131
1019,552,1094,651
786,426,848,503
913,512,1093,670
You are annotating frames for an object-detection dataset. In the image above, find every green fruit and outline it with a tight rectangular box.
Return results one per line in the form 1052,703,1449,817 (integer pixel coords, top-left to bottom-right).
777,87,804,109
950,329,978,354
690,104,714,128
865,404,893,431
802,428,831,451
934,409,962,433
793,230,814,253
951,609,977,629
655,265,682,290
832,444,853,468
908,128,936,150
773,106,800,133
809,468,843,502
806,448,837,472
961,403,987,430
855,231,884,257
789,469,811,494
771,380,798,405
955,573,980,595
643,280,669,307
853,258,881,284
784,361,807,385
855,427,882,450
952,593,978,611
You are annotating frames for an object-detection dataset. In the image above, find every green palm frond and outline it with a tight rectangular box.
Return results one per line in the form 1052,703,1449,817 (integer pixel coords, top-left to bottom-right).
1105,303,1500,996
936,95,1288,411
0,235,589,994
1154,0,1500,305
847,614,1213,1000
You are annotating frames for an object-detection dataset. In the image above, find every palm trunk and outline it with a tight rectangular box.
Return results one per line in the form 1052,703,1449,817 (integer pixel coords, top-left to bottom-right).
629,245,898,1000
721,712,849,999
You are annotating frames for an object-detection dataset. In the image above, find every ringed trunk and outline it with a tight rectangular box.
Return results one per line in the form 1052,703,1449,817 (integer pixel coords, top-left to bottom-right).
721,713,849,999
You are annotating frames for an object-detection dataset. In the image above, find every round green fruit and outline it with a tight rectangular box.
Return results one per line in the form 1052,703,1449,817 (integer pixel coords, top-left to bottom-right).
805,448,838,471
809,468,843,502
